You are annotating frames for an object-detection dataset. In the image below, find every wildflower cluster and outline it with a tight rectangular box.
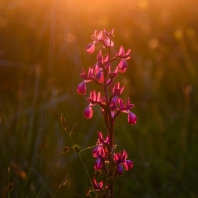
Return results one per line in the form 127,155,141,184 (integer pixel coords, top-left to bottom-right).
77,29,137,197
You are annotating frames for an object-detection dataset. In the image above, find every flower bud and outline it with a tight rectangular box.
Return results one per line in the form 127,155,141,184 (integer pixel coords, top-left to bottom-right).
77,81,86,95
128,112,137,125
94,158,103,170
84,106,93,119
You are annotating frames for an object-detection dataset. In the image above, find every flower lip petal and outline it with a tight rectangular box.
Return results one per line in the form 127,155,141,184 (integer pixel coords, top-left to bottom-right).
123,160,133,170
117,164,124,175
86,42,95,54
114,150,133,175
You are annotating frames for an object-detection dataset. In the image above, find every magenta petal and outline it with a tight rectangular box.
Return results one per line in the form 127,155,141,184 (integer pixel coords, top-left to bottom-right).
123,160,133,170
92,179,103,191
95,70,104,83
103,54,109,63
92,146,105,158
84,106,93,119
117,164,124,175
111,95,118,104
114,152,121,162
118,46,124,56
104,135,110,144
97,92,101,102
94,158,103,170
120,86,124,94
105,39,114,47
126,49,131,55
100,147,105,157
98,180,103,189
77,81,86,95
118,60,128,73
86,42,95,54
121,150,128,161
92,147,98,158
97,30,103,40
88,67,94,78
96,146,105,158
128,112,137,125
97,131,103,141
97,50,103,64
118,98,124,108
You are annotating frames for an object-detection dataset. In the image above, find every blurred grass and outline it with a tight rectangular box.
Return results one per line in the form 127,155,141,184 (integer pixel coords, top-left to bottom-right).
0,0,198,197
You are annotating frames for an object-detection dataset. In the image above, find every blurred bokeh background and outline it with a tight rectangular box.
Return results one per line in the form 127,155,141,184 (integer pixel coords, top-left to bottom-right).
0,0,198,197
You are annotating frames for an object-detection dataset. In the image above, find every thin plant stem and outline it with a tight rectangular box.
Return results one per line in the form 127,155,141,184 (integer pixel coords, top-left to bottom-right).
80,145,97,153
62,121,97,197
78,153,97,197
8,166,10,198
106,39,115,198
36,153,62,198
53,173,68,198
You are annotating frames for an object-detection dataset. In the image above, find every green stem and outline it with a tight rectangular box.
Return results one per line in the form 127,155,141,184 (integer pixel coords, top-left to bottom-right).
36,153,62,197
103,42,115,198
80,145,97,153
53,173,68,197
78,153,96,197
8,167,10,198
64,122,97,197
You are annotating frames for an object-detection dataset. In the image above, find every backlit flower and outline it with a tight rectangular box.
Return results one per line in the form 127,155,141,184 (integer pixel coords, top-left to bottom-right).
114,150,133,176
86,29,114,54
93,179,103,191
116,46,131,59
92,132,109,158
112,82,124,95
88,90,101,104
86,178,104,196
